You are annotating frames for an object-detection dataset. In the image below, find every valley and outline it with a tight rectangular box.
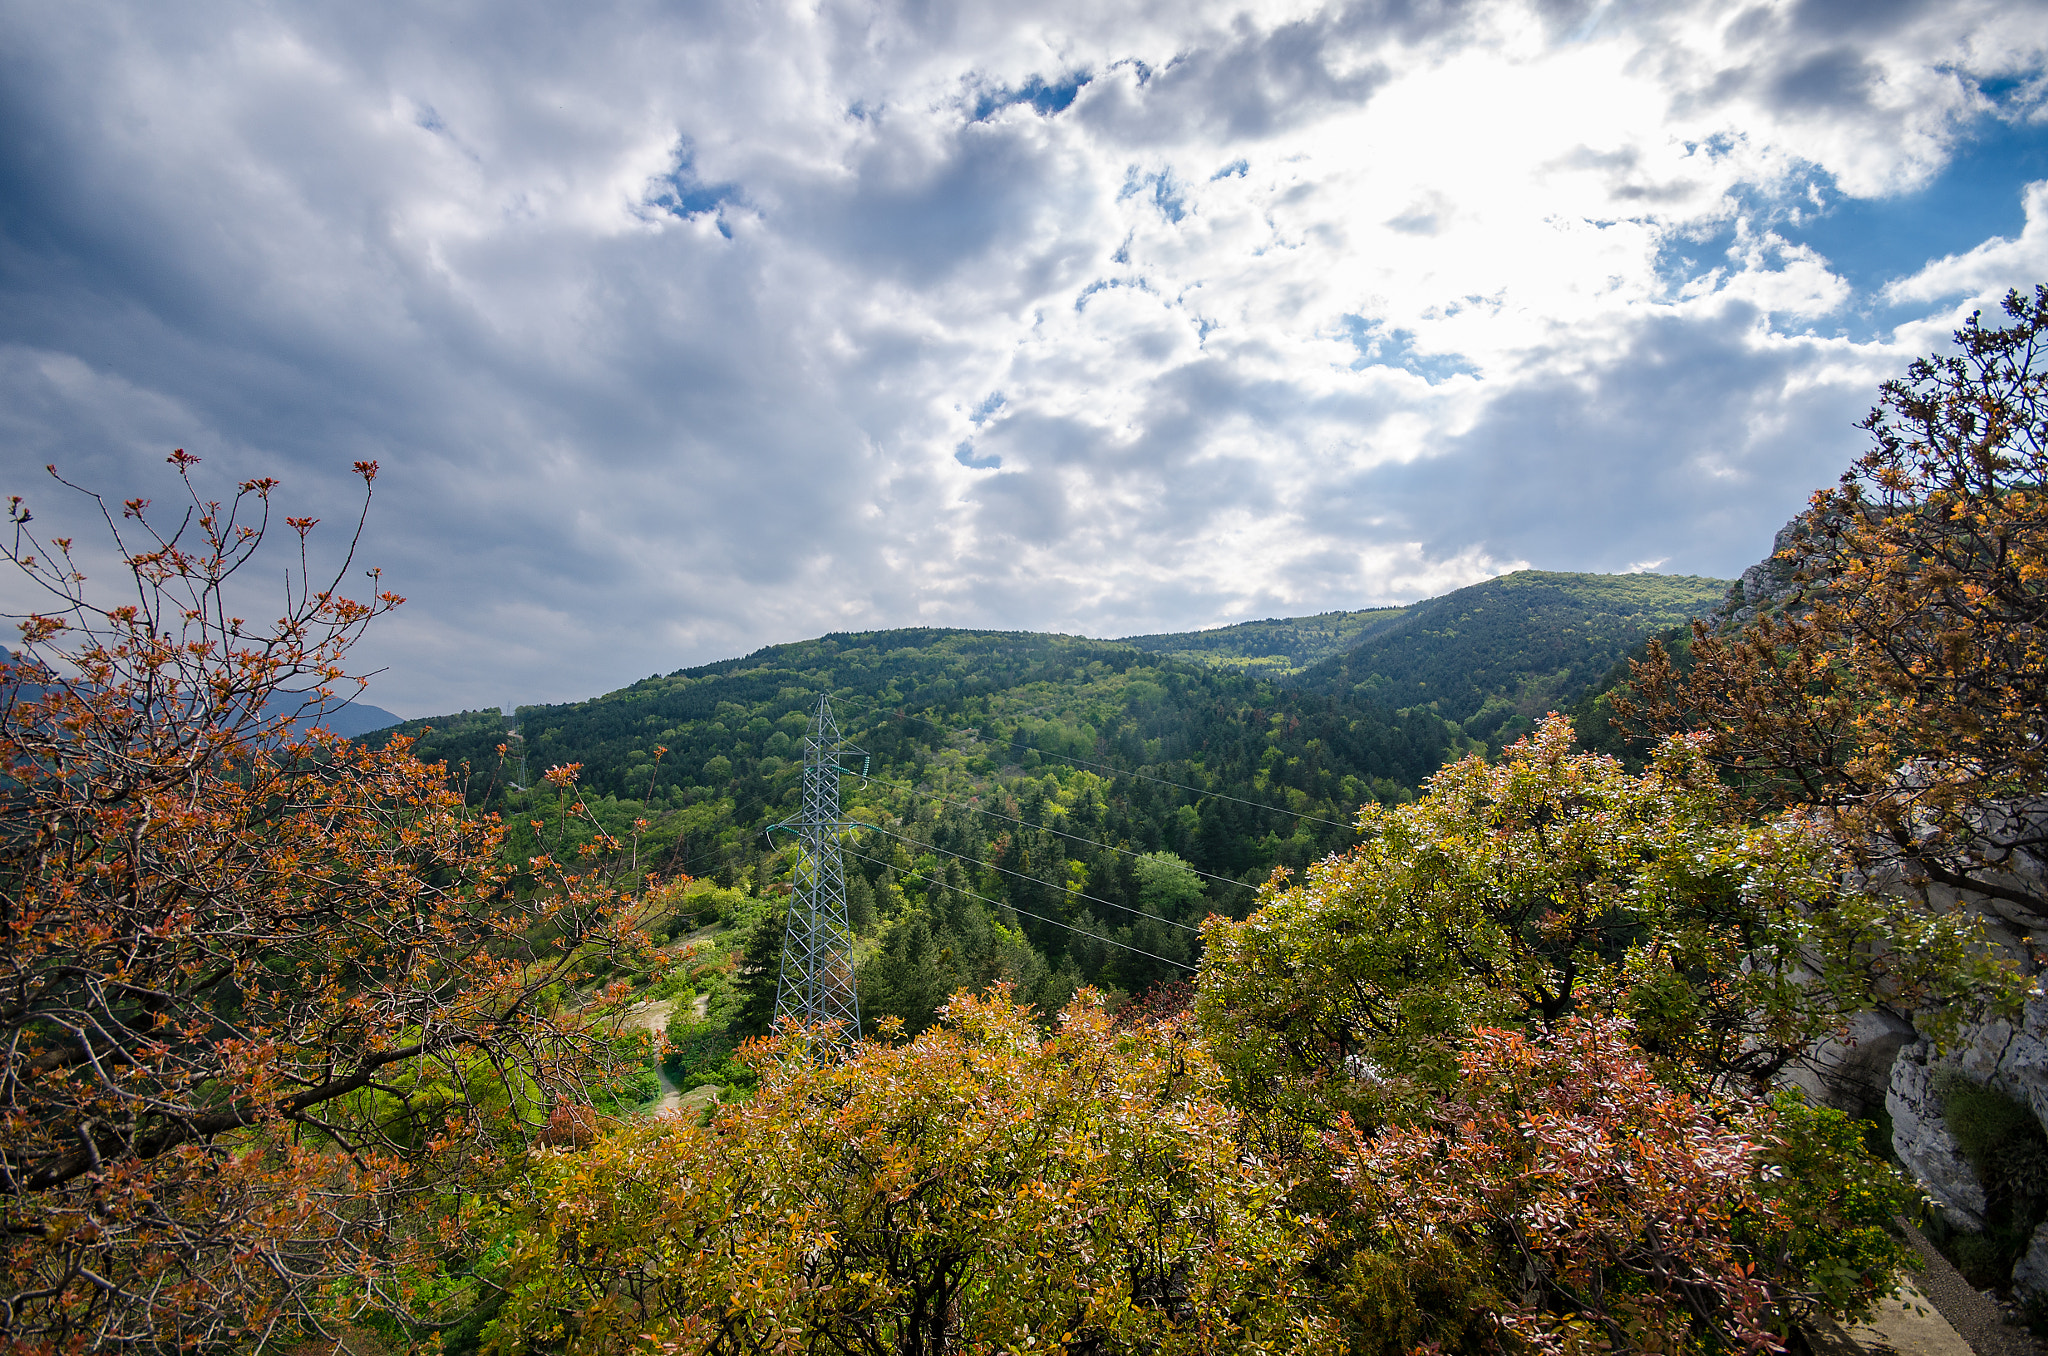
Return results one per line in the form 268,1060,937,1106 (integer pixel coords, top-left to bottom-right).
364,567,1735,1088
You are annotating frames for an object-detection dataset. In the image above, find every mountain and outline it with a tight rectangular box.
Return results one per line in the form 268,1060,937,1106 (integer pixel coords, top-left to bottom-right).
363,571,1731,1047
300,700,403,738
1,648,402,738
1289,570,1730,743
367,628,1467,1038
380,626,1456,847
1120,606,1410,675
1566,538,1790,762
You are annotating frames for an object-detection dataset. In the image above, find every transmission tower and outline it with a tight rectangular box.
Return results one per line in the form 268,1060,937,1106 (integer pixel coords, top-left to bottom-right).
770,694,863,1044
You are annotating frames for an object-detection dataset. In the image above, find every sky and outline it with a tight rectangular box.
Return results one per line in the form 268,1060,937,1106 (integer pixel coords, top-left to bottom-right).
3,0,2047,717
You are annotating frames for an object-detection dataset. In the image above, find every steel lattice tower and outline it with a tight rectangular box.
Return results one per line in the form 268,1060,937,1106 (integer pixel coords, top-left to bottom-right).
770,695,862,1044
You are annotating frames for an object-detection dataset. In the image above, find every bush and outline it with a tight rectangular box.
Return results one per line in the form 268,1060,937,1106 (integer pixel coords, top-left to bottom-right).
1330,1017,1821,1352
1934,1073,2048,1286
1756,1094,1912,1323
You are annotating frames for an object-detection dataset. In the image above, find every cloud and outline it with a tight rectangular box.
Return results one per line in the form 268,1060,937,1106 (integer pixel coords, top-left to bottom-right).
1766,47,1885,113
1883,178,2048,306
0,0,2045,713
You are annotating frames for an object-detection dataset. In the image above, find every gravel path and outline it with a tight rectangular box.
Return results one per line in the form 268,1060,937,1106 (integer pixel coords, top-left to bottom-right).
1893,1220,2046,1356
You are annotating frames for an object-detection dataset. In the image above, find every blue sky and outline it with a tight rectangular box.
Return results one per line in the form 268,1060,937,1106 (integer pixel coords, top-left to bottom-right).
2,0,2046,714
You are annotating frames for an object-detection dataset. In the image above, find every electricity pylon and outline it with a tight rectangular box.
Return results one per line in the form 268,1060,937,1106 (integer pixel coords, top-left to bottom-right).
770,694,862,1045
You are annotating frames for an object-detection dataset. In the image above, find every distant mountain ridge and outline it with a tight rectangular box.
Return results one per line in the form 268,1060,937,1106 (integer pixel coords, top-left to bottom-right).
1286,571,1729,743
296,700,403,738
1,648,401,738
379,570,1734,798
1120,606,1410,675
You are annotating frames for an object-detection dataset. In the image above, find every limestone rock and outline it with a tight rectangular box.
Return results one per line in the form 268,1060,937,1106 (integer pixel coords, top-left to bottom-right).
1786,1008,1917,1117
1887,1042,1989,1231
2014,1221,2048,1308
1719,514,1837,628
1952,992,2048,1137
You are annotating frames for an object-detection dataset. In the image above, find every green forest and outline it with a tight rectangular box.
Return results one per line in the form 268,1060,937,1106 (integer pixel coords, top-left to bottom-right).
9,292,2048,1355
1121,603,1411,673
364,570,1732,1095
369,628,1464,1090
1293,569,1728,741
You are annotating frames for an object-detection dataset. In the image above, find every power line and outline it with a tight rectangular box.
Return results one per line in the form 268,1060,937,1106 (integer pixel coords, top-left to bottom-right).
984,734,1358,830
840,844,1197,973
608,728,1202,973
848,818,1202,933
650,799,1200,972
609,682,1346,901
653,789,781,878
830,693,1360,831
849,770,1256,892
645,785,1208,948
655,770,1250,914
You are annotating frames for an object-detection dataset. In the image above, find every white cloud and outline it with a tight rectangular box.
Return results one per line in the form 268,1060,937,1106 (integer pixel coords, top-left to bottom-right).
1884,179,2048,306
1,0,2045,712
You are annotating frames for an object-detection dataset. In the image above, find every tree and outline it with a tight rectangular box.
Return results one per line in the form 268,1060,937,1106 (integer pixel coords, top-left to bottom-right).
1132,851,1206,921
1194,716,1985,1141
1627,285,2048,924
479,989,1338,1355
1328,1018,1909,1353
0,457,649,1351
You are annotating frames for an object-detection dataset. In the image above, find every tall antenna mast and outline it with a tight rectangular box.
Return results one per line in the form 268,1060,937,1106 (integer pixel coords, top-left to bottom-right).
770,694,862,1044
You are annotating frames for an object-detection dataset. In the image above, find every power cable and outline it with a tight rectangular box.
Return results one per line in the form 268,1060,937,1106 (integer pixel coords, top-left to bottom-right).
634,788,786,881
585,686,1342,898
849,770,1255,892
652,767,1239,907
829,692,1360,831
847,818,1202,933
557,737,1201,971
840,844,1197,973
978,733,1358,829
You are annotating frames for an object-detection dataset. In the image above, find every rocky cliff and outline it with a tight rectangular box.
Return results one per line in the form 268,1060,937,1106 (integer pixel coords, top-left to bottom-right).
1728,513,2048,1313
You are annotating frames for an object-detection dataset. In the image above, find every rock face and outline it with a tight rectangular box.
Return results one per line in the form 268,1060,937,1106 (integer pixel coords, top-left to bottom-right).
1952,992,2048,1135
1719,518,1810,628
1867,882,2048,1299
1723,517,2048,1300
1786,1009,1916,1118
2015,1223,2048,1308
1886,1042,1991,1231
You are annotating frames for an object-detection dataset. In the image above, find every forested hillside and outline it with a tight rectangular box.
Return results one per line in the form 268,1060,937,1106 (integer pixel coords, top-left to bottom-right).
362,571,1732,1095
1292,569,1728,744
370,572,1732,1054
16,267,2041,1354
371,628,1464,1059
1121,604,1408,674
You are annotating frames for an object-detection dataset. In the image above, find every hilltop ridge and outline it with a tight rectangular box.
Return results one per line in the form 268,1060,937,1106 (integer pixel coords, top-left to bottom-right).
1287,570,1728,743
1119,606,1410,675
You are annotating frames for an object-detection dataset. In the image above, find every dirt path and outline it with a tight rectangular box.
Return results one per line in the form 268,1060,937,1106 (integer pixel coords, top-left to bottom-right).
1891,1220,2047,1356
623,996,686,1115
614,928,727,1118
1806,1221,2047,1356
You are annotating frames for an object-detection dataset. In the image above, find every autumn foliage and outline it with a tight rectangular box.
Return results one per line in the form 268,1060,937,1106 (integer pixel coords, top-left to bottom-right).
1195,716,1984,1140
483,990,1336,1355
21,283,2041,1352
1627,285,2048,922
0,458,648,1351
1330,1018,1905,1354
